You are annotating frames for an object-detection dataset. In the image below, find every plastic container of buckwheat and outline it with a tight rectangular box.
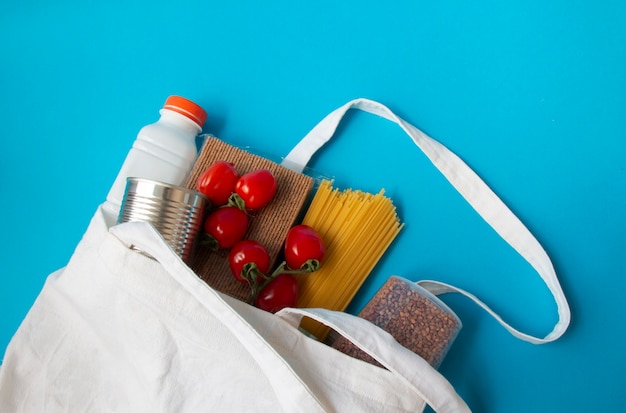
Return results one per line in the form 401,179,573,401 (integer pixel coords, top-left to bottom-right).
332,276,462,369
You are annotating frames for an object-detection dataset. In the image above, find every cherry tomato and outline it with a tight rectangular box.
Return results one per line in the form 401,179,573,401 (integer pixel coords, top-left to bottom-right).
235,169,278,211
228,240,270,284
196,161,240,206
284,224,325,271
203,206,249,249
254,274,299,313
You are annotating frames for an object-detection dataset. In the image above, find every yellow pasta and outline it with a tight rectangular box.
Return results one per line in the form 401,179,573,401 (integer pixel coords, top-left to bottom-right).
296,180,404,339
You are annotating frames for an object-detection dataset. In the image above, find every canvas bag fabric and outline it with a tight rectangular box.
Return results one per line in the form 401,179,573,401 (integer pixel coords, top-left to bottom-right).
0,98,570,412
0,209,469,412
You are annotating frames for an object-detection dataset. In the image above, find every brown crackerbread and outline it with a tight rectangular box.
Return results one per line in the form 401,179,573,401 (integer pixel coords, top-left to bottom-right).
183,137,315,301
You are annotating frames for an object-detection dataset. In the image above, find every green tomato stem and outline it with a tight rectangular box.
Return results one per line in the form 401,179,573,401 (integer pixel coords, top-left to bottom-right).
269,261,317,278
200,233,219,252
248,261,320,306
228,193,248,212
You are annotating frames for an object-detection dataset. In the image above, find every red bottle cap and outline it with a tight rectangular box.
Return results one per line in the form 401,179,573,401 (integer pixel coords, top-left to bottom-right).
163,95,207,128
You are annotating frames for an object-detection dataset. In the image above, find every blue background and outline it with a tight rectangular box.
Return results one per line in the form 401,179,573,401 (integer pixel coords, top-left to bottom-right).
2,1,624,411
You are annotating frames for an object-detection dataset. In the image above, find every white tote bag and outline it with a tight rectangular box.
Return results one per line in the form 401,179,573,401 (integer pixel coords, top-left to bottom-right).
0,209,469,412
0,98,570,412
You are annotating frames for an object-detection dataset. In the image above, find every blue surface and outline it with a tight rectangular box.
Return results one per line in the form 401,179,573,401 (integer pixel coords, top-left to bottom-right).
1,1,625,411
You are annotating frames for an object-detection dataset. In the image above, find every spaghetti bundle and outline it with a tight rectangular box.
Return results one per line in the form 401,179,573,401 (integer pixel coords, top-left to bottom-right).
297,180,404,339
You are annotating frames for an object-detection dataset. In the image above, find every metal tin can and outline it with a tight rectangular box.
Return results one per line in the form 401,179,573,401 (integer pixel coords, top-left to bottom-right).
119,177,209,263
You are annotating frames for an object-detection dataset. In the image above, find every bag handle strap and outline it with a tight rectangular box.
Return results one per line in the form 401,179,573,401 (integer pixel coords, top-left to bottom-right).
281,98,570,344
277,307,471,413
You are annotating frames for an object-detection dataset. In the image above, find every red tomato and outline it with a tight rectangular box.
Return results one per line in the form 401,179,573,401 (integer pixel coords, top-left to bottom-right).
196,161,240,206
235,169,278,211
254,274,299,313
203,206,249,249
284,225,325,271
228,240,270,284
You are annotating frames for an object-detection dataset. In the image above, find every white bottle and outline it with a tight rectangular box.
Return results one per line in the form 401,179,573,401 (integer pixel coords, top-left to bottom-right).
102,95,207,225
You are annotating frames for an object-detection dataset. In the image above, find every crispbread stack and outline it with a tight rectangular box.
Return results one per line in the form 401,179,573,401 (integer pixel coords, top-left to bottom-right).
183,137,314,301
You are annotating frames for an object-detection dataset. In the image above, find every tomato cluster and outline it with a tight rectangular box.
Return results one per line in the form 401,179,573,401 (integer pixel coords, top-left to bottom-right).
197,161,278,211
197,161,278,250
235,224,326,313
196,160,325,313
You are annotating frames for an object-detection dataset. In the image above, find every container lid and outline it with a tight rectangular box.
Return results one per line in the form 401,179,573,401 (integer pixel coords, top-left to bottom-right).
163,95,207,128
